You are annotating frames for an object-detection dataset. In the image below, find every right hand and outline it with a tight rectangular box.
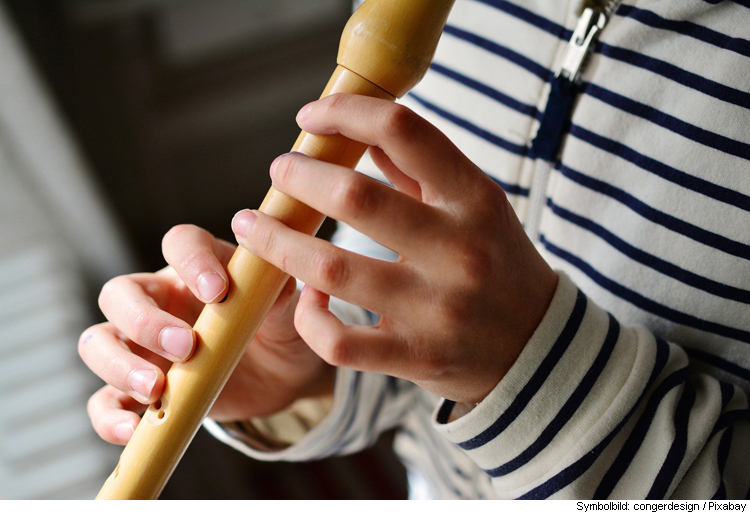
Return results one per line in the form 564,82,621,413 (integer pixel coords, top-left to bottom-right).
79,224,334,445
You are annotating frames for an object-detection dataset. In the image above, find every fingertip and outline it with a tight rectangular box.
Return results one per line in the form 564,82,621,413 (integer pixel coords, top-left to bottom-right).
300,285,328,306
279,276,297,304
295,102,313,124
232,209,257,239
158,326,195,362
113,421,136,444
128,368,162,403
196,270,227,303
295,286,330,330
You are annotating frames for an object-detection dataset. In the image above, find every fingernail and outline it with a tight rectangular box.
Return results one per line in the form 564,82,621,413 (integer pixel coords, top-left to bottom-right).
114,422,135,442
129,369,157,400
270,155,284,178
159,326,194,360
232,210,257,238
197,271,226,303
296,102,312,123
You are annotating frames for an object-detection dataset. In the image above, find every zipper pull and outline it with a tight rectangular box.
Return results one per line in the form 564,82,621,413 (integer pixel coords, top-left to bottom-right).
556,7,606,82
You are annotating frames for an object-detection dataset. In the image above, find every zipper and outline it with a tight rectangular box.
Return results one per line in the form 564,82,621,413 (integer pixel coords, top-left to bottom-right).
556,7,607,83
524,0,621,242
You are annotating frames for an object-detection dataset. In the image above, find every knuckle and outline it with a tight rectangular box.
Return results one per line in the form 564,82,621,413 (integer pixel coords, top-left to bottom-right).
382,104,419,140
406,340,449,381
277,246,292,274
324,334,352,367
444,291,476,325
335,177,378,219
459,245,495,282
313,251,349,291
421,353,450,381
131,306,154,341
323,93,346,115
177,249,204,276
253,222,279,260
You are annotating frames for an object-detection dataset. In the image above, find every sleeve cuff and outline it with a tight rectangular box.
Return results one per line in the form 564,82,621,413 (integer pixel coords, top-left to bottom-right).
432,271,641,489
205,366,362,462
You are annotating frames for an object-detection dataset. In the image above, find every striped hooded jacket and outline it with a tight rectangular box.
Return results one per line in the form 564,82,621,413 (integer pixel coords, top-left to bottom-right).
208,0,750,499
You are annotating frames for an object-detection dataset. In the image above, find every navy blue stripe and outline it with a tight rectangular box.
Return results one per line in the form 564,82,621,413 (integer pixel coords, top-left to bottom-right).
541,235,750,344
472,0,570,40
595,42,750,111
712,425,733,500
458,290,588,450
530,75,577,161
685,348,750,383
406,93,530,198
475,0,750,110
569,125,750,214
547,198,750,305
646,380,697,498
718,381,735,411
581,83,750,162
519,350,677,500
407,92,528,157
559,162,750,261
717,424,734,479
711,409,750,438
491,176,530,197
593,338,672,498
442,24,551,80
619,5,750,58
429,62,542,119
702,0,750,9
436,400,455,424
486,315,620,477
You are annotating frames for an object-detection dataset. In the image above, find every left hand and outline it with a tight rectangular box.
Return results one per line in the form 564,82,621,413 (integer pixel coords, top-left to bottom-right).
231,94,558,404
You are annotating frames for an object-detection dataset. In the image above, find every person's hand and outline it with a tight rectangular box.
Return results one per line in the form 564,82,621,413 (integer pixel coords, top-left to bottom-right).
79,226,333,445
231,94,558,405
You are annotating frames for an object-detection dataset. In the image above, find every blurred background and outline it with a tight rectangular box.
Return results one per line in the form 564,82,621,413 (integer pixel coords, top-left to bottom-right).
0,0,406,499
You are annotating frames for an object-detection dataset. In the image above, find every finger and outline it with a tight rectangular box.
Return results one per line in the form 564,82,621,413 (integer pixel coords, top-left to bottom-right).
98,275,195,362
294,286,406,376
296,94,470,200
232,209,416,317
269,152,443,256
88,385,146,445
98,274,196,362
79,323,166,404
369,146,422,201
162,224,235,303
264,276,298,327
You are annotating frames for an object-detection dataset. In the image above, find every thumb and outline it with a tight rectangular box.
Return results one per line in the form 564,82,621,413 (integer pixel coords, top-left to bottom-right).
262,276,300,333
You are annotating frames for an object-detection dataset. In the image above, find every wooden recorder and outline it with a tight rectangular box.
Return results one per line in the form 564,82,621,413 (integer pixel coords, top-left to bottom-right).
96,0,455,500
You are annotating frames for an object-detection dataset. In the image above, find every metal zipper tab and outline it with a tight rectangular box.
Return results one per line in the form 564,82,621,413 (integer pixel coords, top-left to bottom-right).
555,7,607,82
526,1,620,241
